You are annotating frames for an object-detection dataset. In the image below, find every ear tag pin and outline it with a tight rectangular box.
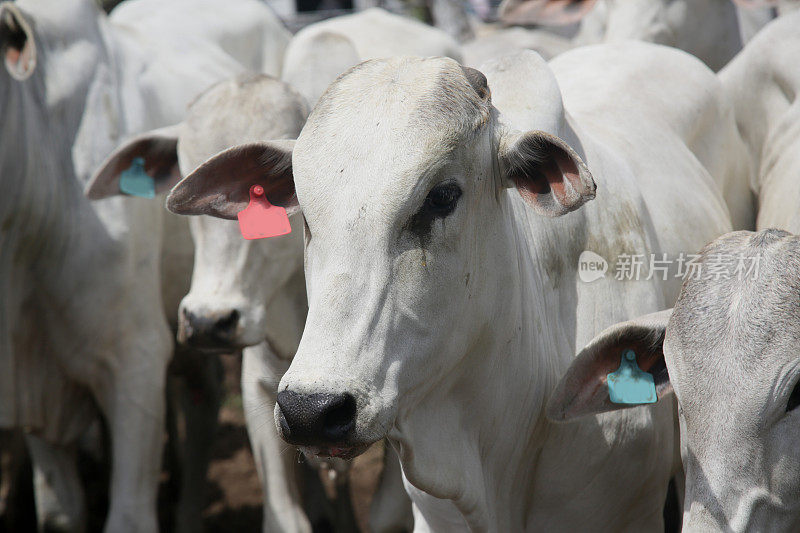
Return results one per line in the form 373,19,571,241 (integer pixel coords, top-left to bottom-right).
237,184,292,240
119,157,155,198
607,349,657,404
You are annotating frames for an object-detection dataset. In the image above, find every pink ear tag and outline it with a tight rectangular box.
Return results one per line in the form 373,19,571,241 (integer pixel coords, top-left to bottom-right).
237,185,292,240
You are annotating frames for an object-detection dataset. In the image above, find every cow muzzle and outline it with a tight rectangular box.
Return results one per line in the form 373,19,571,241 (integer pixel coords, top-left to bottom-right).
276,390,365,458
178,307,241,352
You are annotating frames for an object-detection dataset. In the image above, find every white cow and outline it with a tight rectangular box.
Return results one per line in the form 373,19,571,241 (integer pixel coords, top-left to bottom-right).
166,42,742,530
282,8,462,106
549,229,800,531
719,11,800,234
461,26,574,66
88,74,413,533
0,0,288,531
498,0,777,72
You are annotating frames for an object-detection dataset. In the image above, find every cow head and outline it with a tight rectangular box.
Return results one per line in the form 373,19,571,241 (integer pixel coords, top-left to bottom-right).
549,229,800,531
88,74,308,352
168,56,595,458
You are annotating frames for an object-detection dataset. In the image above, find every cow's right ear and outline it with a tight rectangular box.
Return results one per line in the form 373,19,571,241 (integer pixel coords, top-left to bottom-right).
85,125,181,200
498,0,598,27
499,129,596,217
167,140,297,220
0,3,36,80
546,309,674,422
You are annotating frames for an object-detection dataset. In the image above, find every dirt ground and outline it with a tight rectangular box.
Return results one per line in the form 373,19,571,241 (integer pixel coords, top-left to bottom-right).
198,354,382,533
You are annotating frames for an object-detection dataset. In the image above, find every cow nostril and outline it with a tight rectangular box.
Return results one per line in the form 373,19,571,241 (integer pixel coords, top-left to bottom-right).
321,393,356,440
276,391,357,445
214,309,239,333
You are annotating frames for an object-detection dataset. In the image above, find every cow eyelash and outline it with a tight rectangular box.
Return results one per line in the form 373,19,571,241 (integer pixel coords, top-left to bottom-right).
786,380,800,413
407,182,462,237
423,182,462,216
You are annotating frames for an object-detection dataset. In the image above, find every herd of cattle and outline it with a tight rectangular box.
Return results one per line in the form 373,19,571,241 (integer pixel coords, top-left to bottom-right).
2,0,800,531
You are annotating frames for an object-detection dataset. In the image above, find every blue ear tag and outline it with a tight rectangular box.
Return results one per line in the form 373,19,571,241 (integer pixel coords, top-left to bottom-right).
119,157,155,198
607,349,657,404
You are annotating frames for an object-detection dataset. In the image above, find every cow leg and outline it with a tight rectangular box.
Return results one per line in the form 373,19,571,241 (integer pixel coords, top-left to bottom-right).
241,344,311,533
94,346,169,533
23,434,85,533
171,347,223,533
0,429,30,529
369,443,413,533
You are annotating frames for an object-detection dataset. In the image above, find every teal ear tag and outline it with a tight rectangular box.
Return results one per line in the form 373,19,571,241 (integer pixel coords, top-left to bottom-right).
119,157,155,198
607,349,657,404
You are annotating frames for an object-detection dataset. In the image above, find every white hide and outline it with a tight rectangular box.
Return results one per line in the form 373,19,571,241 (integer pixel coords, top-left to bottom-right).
461,26,573,67
499,0,775,72
719,11,800,234
281,8,463,106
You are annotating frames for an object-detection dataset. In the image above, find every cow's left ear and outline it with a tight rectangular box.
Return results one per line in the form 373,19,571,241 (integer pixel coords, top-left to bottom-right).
0,3,36,80
167,140,297,220
546,309,674,422
499,130,596,217
85,125,181,200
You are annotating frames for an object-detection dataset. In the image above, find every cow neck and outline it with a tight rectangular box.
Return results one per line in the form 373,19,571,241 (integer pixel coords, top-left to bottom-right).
392,119,589,531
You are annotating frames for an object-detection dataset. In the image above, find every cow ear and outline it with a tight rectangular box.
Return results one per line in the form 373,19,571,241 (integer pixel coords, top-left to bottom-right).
499,130,596,217
167,140,298,220
85,126,181,200
547,309,674,422
499,0,598,27
0,3,36,80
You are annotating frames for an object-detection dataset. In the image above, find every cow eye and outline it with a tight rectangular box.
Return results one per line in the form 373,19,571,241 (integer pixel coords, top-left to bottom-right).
407,182,462,237
786,380,800,412
423,183,462,216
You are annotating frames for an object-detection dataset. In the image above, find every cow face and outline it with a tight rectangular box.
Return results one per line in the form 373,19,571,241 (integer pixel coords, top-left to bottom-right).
88,74,308,352
550,229,800,532
168,56,595,457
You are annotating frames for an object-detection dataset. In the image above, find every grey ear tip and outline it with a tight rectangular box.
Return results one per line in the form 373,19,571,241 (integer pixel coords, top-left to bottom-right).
83,180,106,200
165,192,181,214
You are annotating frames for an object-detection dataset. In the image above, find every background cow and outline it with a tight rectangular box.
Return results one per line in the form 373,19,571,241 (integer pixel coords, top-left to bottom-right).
497,0,778,71
282,8,462,106
0,0,288,530
549,229,800,531
719,10,800,234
